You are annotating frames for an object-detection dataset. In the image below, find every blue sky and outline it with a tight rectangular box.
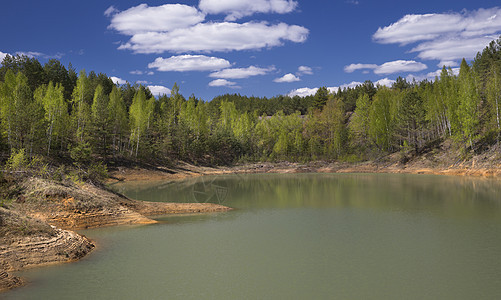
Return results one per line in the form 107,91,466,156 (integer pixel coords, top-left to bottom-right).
1,0,501,100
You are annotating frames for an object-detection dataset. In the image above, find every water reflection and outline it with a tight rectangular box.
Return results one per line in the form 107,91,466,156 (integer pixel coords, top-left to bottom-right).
112,173,501,220
6,173,501,299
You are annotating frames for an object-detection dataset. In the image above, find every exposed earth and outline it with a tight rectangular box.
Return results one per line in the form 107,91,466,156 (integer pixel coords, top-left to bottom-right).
2,141,501,292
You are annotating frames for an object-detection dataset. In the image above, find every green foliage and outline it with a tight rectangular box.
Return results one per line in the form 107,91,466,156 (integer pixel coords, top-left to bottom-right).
28,155,50,178
7,148,28,171
457,59,480,148
1,37,501,166
312,87,330,110
369,87,396,151
69,140,91,167
395,89,426,152
87,162,109,182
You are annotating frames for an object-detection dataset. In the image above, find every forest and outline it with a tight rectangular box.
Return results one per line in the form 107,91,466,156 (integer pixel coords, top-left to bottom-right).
0,37,500,175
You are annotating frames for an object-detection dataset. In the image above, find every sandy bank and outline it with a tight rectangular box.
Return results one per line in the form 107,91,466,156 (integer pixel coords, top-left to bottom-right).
108,160,501,184
0,176,231,293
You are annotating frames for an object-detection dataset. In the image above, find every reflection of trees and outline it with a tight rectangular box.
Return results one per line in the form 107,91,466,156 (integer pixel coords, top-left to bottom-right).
113,174,501,220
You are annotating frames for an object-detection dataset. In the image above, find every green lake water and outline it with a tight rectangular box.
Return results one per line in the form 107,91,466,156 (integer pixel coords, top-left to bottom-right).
5,173,501,299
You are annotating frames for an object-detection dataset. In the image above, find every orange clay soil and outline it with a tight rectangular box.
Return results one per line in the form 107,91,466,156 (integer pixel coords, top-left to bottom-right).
0,176,231,292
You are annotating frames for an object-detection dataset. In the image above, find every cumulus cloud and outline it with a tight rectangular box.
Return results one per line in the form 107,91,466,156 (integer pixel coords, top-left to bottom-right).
344,63,378,73
108,4,205,35
288,87,319,97
110,76,127,85
148,55,231,72
375,60,427,74
411,36,494,66
104,5,119,17
274,73,300,83
136,80,149,84
287,84,353,97
209,79,239,87
148,85,171,96
373,7,501,64
331,81,364,93
130,70,143,75
344,60,427,75
298,65,313,75
438,60,459,68
119,21,308,54
375,78,395,87
406,67,460,82
199,0,298,21
209,66,274,79
0,51,9,62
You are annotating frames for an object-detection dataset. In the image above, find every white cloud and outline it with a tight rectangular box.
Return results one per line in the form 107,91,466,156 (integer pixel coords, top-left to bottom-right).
209,66,274,79
298,65,313,75
110,76,127,85
373,13,464,45
148,85,171,96
130,70,143,75
15,51,43,58
374,60,427,74
104,5,119,17
0,51,9,62
147,71,154,75
199,0,298,21
331,81,363,93
108,4,205,35
14,51,63,59
274,73,300,83
438,60,459,68
209,79,239,87
119,21,308,54
148,55,231,72
345,60,427,75
344,63,378,73
405,67,460,83
288,87,318,97
136,80,149,84
287,86,344,97
375,78,395,87
373,8,501,65
411,36,494,64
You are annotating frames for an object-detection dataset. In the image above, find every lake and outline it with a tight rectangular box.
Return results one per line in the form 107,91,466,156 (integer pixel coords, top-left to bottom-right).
5,173,501,299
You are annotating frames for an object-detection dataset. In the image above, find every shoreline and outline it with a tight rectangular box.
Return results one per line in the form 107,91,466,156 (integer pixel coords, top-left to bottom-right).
107,160,501,184
0,176,231,293
2,157,501,293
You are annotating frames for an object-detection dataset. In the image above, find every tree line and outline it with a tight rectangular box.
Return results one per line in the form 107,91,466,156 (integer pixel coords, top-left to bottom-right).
0,36,500,168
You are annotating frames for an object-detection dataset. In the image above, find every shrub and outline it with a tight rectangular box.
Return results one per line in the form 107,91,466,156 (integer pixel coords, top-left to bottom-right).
7,149,28,171
87,162,108,182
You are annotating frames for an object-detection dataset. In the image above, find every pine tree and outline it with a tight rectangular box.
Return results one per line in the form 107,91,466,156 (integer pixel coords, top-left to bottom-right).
313,87,329,110
396,89,426,152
